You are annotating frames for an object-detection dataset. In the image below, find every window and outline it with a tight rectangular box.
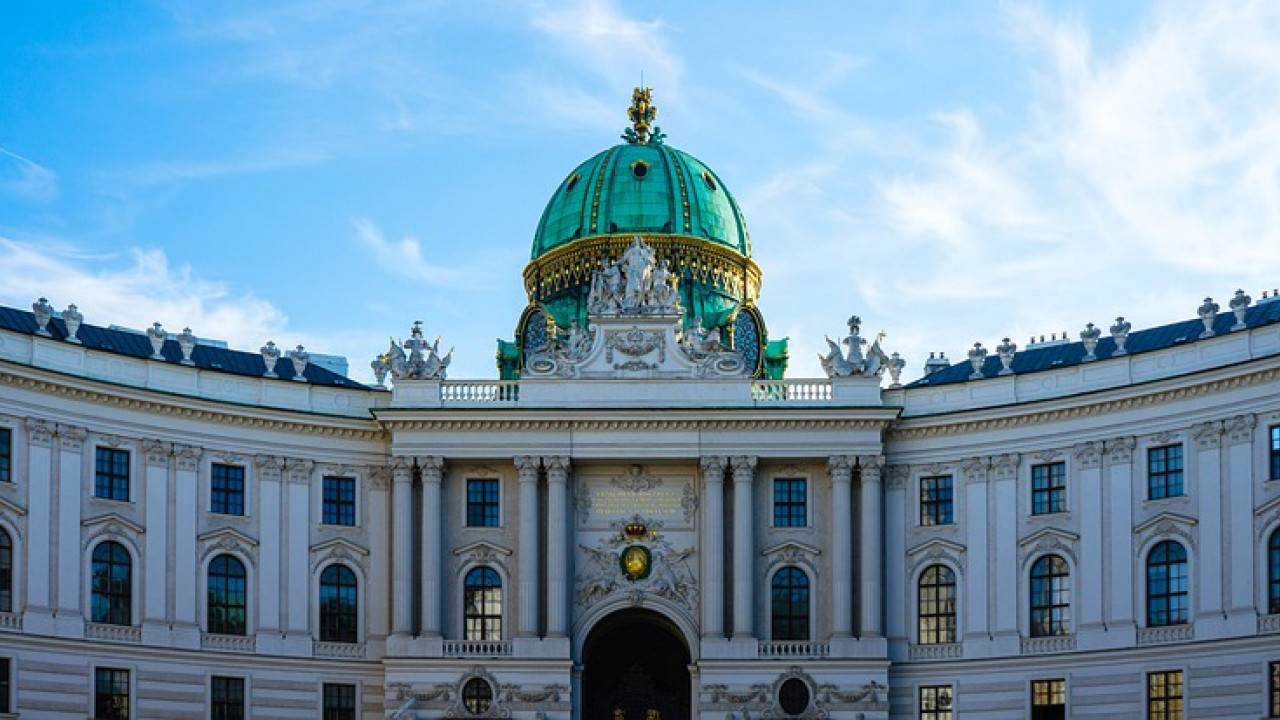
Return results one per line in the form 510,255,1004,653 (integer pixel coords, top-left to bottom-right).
211,676,245,720
1270,661,1280,719
1271,426,1280,481
211,464,245,516
1147,670,1183,720
319,565,358,643
1031,678,1065,720
1146,541,1188,627
0,528,11,613
778,678,811,716
1030,555,1071,637
917,564,957,645
0,657,9,714
91,541,132,625
770,567,810,641
0,427,10,483
95,667,130,720
1147,445,1184,499
322,477,356,526
919,685,953,720
773,478,806,527
322,683,356,720
95,447,130,501
467,479,500,527
1031,462,1066,515
463,567,502,641
1269,528,1280,615
920,475,953,526
207,554,247,635
462,678,494,715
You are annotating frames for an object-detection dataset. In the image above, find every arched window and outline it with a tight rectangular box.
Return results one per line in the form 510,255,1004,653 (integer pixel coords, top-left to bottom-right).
1147,540,1188,627
462,677,494,715
918,564,957,645
207,554,247,635
319,565,358,643
770,567,810,641
0,527,11,613
1268,528,1280,615
464,567,503,641
1030,555,1071,637
91,541,132,625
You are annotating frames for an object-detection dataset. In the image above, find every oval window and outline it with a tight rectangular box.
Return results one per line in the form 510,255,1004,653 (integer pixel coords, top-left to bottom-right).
463,678,493,715
778,678,810,716
631,160,649,179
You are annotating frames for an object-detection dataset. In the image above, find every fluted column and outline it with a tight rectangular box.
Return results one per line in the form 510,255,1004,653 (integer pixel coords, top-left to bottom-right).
515,456,541,638
859,456,884,637
731,455,757,638
828,455,855,638
390,456,414,638
699,457,727,639
544,456,571,637
419,456,445,637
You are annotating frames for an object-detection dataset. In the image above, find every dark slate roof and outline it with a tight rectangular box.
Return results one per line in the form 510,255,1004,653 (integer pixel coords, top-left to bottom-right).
905,299,1280,388
0,305,369,390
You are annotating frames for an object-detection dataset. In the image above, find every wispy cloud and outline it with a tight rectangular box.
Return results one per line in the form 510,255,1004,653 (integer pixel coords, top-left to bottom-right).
0,147,59,203
351,217,475,287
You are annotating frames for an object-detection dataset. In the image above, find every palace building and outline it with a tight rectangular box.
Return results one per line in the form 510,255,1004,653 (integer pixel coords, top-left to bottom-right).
1,89,1279,719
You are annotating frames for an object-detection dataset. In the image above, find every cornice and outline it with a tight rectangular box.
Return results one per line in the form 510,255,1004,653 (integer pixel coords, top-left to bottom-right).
887,364,1280,442
372,417,893,432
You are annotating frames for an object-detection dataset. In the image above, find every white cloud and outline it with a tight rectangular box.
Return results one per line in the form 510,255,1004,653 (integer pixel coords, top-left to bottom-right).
0,147,59,203
351,217,475,287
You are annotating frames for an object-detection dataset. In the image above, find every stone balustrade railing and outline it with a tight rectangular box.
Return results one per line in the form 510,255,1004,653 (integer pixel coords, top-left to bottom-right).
907,642,963,660
441,381,520,403
1136,624,1194,645
201,633,257,652
85,622,142,643
443,640,513,657
1020,634,1076,654
0,612,21,631
1258,614,1280,633
758,641,830,658
313,640,367,658
752,379,833,402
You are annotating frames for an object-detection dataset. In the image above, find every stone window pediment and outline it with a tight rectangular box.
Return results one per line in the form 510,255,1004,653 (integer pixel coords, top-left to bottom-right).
309,537,370,574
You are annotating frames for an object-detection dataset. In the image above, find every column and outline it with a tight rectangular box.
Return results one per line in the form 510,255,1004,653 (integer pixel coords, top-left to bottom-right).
1105,438,1136,629
884,465,909,641
828,455,855,638
173,445,201,631
544,456,570,637
699,457,727,639
55,425,86,618
859,455,884,637
515,456,541,638
1192,421,1225,620
730,455,756,638
25,420,55,614
390,456,414,638
255,456,285,637
1076,442,1105,631
142,441,170,628
284,459,313,640
419,456,445,637
961,457,990,640
991,453,1019,641
1224,415,1257,615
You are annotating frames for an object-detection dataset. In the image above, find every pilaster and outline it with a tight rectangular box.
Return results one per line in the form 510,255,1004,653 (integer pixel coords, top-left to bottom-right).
172,443,201,646
142,439,171,642
858,455,884,638
55,424,86,630
391,456,414,639
1075,442,1105,634
828,455,855,639
254,454,285,647
1105,438,1136,636
1192,421,1225,623
419,456,445,639
515,455,541,638
544,455,571,638
961,456,990,641
730,455,756,639
699,456,727,639
23,420,55,624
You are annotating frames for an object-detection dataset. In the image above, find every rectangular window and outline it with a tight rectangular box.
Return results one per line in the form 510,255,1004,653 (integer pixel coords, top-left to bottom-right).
467,479,500,527
322,477,356,526
1147,670,1183,720
323,683,357,720
211,464,245,516
211,676,245,720
1270,426,1280,481
1032,462,1067,515
1031,678,1066,720
1148,445,1184,499
1271,661,1280,719
95,448,130,501
773,478,806,527
0,657,10,714
0,427,11,483
920,475,954,526
919,685,953,720
95,667,130,720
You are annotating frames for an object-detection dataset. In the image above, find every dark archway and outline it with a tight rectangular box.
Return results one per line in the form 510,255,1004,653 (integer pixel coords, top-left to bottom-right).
582,609,691,720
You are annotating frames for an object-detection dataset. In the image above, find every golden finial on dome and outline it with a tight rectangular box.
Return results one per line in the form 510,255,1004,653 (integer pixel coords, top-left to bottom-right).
624,87,663,145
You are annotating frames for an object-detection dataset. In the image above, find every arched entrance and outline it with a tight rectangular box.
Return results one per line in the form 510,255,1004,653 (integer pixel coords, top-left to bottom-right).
582,609,692,720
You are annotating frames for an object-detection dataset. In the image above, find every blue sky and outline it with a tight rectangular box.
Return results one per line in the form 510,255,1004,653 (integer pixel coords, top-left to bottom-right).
3,1,1279,382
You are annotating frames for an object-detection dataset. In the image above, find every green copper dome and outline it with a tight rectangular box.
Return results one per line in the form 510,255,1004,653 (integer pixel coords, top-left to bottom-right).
531,141,752,259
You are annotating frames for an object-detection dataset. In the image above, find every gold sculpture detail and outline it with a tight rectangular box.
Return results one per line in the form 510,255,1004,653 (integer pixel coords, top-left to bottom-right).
627,87,657,144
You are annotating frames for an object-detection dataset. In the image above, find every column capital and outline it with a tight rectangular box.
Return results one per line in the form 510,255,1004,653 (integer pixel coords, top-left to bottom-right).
729,455,757,476
417,455,445,478
254,454,286,480
57,423,87,453
827,455,856,477
285,458,314,485
25,418,55,447
699,456,728,474
144,439,172,467
391,456,414,483
858,455,885,482
514,455,540,478
174,444,203,472
542,455,571,476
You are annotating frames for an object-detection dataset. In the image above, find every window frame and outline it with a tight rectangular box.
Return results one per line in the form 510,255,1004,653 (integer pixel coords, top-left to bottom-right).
1147,445,1184,500
94,666,132,720
1270,425,1280,481
917,563,957,645
90,540,133,626
1269,660,1279,719
463,566,503,641
466,478,501,528
919,475,954,527
0,426,11,484
1031,678,1066,720
1029,554,1071,637
206,554,248,636
1031,462,1067,516
318,564,359,643
0,526,11,614
918,684,953,720
94,447,131,502
210,463,246,517
1268,528,1280,616
770,566,811,642
1147,669,1184,720
462,677,494,715
321,682,357,720
0,656,11,715
321,476,357,527
1146,540,1189,628
210,675,246,720
772,477,807,528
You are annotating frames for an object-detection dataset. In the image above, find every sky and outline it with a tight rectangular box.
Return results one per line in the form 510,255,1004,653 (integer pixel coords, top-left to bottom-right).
2,1,1279,383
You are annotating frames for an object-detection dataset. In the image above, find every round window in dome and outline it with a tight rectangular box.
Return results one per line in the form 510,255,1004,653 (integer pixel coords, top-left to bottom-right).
462,678,493,715
778,678,810,716
702,170,717,191
630,159,650,179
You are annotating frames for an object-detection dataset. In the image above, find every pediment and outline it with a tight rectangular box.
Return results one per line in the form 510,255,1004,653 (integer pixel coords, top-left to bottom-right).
907,538,966,557
1018,527,1079,548
760,540,822,558
310,537,369,557
0,495,26,518
1134,512,1197,535
198,527,258,548
453,540,513,558
83,512,145,536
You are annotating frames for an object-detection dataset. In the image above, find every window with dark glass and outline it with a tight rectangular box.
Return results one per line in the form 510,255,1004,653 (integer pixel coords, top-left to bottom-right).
1270,661,1280,719
95,447,130,501
1269,528,1280,615
211,676,245,720
1147,670,1183,720
770,567,810,641
322,476,356,526
1030,554,1071,637
1031,462,1066,515
463,678,494,715
0,657,10,714
778,678,811,716
91,541,131,625
319,565,358,643
207,554,247,636
467,479,500,527
1031,678,1065,720
919,685,953,720
0,528,11,613
211,464,245,516
95,667,130,720
1147,541,1188,627
1147,445,1184,499
322,682,356,720
464,567,502,641
0,427,11,483
773,478,806,527
917,564,957,645
1271,425,1280,481
920,476,953,526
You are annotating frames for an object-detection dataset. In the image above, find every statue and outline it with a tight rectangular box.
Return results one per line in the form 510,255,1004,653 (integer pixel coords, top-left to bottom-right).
820,314,895,379
372,321,453,382
585,237,680,317
620,237,656,311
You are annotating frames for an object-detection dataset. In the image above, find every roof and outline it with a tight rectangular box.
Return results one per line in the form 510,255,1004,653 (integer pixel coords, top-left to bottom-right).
905,299,1280,388
0,305,368,390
